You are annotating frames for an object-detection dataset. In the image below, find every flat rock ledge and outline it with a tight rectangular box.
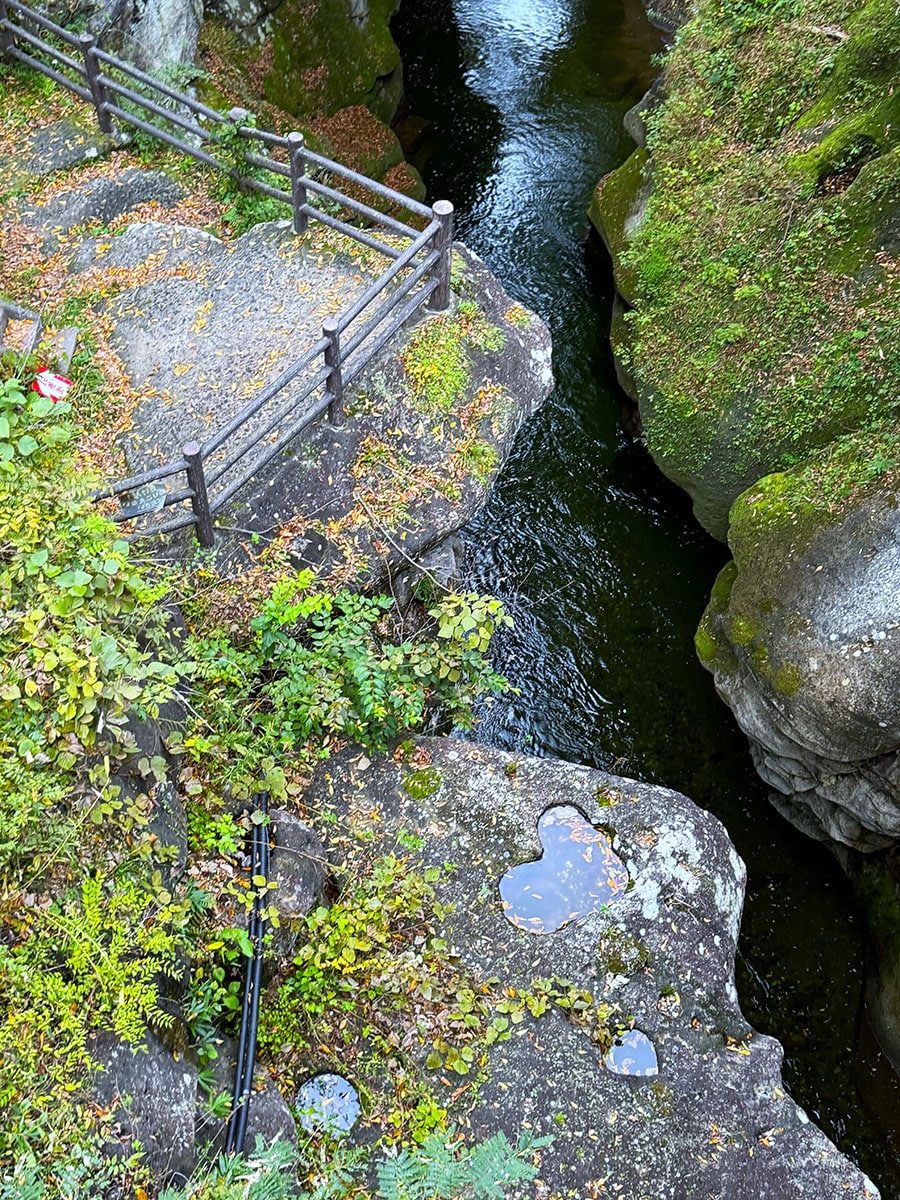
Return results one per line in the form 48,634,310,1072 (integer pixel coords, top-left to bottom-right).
66,207,552,586
304,738,878,1200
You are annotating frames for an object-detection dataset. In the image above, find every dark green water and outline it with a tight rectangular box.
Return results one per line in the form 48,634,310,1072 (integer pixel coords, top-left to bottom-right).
392,0,900,1192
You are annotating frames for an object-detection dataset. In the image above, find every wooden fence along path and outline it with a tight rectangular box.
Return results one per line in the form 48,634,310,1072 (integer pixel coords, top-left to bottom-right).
0,0,455,546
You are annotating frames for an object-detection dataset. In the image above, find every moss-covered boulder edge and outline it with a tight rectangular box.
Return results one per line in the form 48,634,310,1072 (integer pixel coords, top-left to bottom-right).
592,0,900,847
594,0,900,540
198,0,423,197
592,0,900,1065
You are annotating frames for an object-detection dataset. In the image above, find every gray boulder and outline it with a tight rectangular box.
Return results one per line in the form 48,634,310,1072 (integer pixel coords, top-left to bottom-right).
300,738,878,1199
697,480,900,852
267,808,327,958
69,215,552,590
126,0,203,77
0,116,121,195
90,1027,198,1181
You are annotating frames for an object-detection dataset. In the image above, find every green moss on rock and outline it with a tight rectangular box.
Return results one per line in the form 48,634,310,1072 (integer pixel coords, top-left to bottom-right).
729,614,758,647
694,623,718,665
604,0,900,537
774,662,802,696
590,149,649,303
404,767,442,801
266,0,403,123
597,928,650,977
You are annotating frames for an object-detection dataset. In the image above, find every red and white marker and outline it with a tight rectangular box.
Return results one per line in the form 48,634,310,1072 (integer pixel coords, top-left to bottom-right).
32,370,74,402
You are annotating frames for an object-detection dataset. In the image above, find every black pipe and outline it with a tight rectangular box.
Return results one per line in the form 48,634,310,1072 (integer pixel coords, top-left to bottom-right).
225,791,269,1156
224,812,256,1154
233,792,268,1153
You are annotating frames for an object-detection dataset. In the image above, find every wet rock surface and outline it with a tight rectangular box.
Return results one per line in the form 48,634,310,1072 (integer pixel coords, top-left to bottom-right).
304,737,878,1199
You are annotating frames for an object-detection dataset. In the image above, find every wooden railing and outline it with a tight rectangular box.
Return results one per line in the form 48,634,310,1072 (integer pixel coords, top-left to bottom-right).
0,0,454,546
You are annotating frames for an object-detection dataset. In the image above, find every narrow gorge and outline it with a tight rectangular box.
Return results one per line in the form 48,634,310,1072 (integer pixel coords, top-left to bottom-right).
2,0,900,1195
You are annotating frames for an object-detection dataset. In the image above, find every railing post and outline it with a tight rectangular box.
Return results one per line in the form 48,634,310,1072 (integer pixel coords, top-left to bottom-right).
80,33,113,135
0,0,15,57
429,200,454,312
288,132,308,236
183,441,215,548
323,318,344,427
227,106,251,190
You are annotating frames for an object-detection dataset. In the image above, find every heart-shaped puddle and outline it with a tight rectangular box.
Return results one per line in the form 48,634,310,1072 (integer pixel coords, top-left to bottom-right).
499,805,628,934
603,1029,658,1076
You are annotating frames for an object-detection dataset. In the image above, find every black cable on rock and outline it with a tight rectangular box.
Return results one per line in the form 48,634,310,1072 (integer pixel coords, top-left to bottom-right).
225,790,270,1156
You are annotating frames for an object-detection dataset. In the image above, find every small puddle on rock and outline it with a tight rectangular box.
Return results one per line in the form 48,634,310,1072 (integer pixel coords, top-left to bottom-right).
500,805,628,934
295,1073,360,1135
603,1029,658,1076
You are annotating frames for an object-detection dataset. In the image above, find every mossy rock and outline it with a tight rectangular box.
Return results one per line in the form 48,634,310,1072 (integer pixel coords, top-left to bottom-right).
608,0,900,536
596,927,650,977
697,464,900,847
588,148,650,304
265,0,403,123
309,104,424,197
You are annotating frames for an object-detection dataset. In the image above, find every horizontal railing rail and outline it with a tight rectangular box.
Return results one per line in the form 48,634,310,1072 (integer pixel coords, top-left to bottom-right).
0,0,455,547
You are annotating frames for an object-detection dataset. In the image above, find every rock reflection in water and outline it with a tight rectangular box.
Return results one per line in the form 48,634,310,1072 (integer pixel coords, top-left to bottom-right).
500,804,628,933
604,1029,658,1076
296,1073,360,1135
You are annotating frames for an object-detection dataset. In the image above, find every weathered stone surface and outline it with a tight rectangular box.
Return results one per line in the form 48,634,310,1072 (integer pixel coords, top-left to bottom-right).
622,76,665,149
148,779,189,879
16,168,184,250
69,214,551,590
388,532,463,608
223,242,553,590
268,809,327,957
698,482,900,852
0,117,120,195
127,0,204,76
59,0,202,75
204,0,274,42
90,1027,198,1180
70,218,219,274
97,219,386,480
303,738,878,1199
120,692,185,777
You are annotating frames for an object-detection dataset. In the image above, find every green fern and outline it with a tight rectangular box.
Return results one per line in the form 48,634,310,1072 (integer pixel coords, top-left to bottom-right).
375,1127,552,1200
159,1136,298,1200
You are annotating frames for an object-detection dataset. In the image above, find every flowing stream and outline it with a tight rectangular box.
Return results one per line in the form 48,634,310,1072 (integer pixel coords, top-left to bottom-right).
392,0,900,1192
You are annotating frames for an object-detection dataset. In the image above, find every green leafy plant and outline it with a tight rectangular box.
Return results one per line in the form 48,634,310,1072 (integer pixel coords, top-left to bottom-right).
213,110,288,234
0,364,191,1180
0,374,177,821
159,1137,299,1200
259,853,455,1062
375,1127,552,1200
401,303,504,414
180,571,510,797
